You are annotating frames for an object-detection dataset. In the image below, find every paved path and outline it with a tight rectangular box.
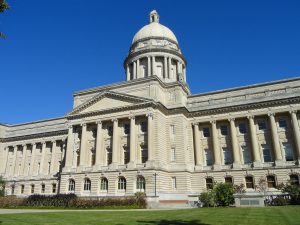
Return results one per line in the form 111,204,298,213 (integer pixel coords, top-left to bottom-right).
0,208,177,214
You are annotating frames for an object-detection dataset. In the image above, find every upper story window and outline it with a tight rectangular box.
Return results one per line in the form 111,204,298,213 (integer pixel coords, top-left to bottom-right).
258,121,267,130
220,125,228,136
238,123,247,134
278,118,287,129
170,125,175,140
124,124,130,135
203,127,210,137
108,126,113,136
170,148,176,162
141,121,147,133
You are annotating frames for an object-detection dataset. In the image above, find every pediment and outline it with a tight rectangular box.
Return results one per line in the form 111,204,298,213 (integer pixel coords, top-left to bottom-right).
68,91,151,115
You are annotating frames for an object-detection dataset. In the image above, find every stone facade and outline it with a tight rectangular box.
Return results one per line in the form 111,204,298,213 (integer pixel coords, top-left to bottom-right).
1,11,300,203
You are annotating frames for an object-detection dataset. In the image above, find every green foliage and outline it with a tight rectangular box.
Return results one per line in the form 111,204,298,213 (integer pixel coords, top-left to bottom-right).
26,194,77,207
200,182,235,207
0,0,9,39
233,183,246,194
279,183,300,205
0,176,5,197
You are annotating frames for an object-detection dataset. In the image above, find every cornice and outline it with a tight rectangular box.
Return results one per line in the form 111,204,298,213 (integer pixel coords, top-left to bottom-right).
0,130,68,143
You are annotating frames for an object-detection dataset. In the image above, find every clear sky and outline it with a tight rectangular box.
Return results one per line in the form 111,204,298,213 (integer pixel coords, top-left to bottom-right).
0,0,299,124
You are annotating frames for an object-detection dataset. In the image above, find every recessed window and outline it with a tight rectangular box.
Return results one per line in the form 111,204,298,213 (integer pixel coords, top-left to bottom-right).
124,124,130,135
52,184,56,194
258,121,267,130
278,118,287,129
170,148,176,162
267,175,276,188
283,143,294,161
21,185,25,194
290,175,299,186
124,147,130,164
100,178,108,191
141,121,147,133
118,177,126,190
220,125,228,136
204,149,213,166
203,127,210,137
84,178,91,191
225,177,233,184
206,178,213,189
223,147,232,165
31,184,35,194
136,176,146,190
261,144,272,162
141,148,148,163
245,176,254,189
108,126,113,136
170,125,175,140
238,123,247,134
172,177,177,190
41,184,45,193
68,179,75,192
242,146,251,164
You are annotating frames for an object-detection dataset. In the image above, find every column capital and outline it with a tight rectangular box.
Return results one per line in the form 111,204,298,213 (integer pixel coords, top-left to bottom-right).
247,115,255,120
146,112,153,118
210,120,216,124
289,110,297,115
111,118,118,122
268,112,275,117
192,122,199,126
96,120,102,125
81,122,87,127
228,117,235,122
129,115,135,120
68,125,73,129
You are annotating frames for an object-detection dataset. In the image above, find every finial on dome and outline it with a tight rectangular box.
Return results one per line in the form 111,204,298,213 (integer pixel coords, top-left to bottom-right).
150,10,159,23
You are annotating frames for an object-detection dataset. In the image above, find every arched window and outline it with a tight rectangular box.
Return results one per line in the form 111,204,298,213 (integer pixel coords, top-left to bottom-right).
225,176,233,184
290,175,299,186
84,178,91,191
267,175,276,188
245,176,254,189
100,178,108,191
136,176,146,191
118,177,126,190
68,179,75,192
206,177,213,190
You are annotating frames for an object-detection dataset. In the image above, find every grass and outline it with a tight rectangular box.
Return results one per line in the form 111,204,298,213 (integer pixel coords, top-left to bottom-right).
0,206,300,225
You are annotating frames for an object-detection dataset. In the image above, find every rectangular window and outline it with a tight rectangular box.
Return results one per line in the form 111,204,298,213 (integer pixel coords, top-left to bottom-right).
31,185,35,194
242,146,251,164
222,147,232,165
21,185,25,194
141,121,147,133
52,184,56,194
203,127,210,137
172,177,177,190
283,143,294,161
141,148,148,163
261,144,272,162
258,121,267,130
278,118,287,129
107,148,112,165
171,148,176,161
108,126,113,136
41,184,45,194
124,147,130,164
204,148,213,166
170,125,175,140
220,125,228,136
124,124,130,135
238,123,247,134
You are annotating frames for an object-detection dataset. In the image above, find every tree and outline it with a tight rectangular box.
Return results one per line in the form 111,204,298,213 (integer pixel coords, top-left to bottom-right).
0,176,6,197
0,0,10,39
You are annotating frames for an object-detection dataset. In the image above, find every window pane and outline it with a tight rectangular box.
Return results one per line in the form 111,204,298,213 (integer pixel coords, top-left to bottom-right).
238,123,247,134
223,147,232,165
242,146,251,164
245,177,254,189
278,118,287,129
206,178,213,189
261,144,272,162
220,125,228,135
203,128,210,137
258,121,267,130
205,149,213,166
283,143,294,161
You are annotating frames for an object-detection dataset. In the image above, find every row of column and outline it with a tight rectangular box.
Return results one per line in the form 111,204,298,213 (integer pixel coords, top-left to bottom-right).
193,111,300,168
4,139,65,177
65,113,154,169
126,56,185,81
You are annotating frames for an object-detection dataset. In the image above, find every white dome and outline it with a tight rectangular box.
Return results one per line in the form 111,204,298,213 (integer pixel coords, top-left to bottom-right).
132,20,178,44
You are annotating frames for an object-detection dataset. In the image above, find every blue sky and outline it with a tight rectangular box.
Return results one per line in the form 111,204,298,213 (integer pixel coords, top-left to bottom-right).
0,0,299,124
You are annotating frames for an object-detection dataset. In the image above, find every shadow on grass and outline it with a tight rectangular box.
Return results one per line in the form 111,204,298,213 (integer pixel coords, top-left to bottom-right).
133,220,210,225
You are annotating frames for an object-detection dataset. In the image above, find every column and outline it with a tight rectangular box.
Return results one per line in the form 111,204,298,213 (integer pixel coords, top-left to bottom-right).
12,145,18,176
49,140,57,174
29,143,37,175
147,113,154,161
133,61,136,79
65,126,74,168
268,112,283,163
164,56,168,78
136,59,140,78
168,57,172,79
126,64,130,81
193,123,203,167
211,120,221,169
129,116,136,164
1,146,9,174
248,115,261,166
95,121,103,166
112,119,119,164
152,56,155,76
229,118,241,167
20,144,27,176
147,57,151,77
79,123,87,167
39,142,46,174
290,110,300,160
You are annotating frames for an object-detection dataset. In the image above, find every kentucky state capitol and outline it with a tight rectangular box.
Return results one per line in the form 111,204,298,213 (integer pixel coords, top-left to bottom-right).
1,11,300,205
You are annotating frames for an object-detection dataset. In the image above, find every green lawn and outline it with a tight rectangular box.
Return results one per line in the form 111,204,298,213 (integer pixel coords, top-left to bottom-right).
0,206,300,225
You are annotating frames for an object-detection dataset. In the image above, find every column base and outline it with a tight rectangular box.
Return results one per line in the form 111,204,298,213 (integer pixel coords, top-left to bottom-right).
109,163,118,170
62,167,72,173
232,162,241,169
146,160,157,168
194,164,203,171
253,161,262,168
275,160,285,167
127,161,136,169
213,164,222,171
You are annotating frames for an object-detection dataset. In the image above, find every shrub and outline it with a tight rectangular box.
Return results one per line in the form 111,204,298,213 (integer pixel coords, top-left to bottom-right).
199,192,215,207
26,194,77,207
0,176,5,197
135,192,147,208
214,183,234,206
0,196,25,208
280,184,300,205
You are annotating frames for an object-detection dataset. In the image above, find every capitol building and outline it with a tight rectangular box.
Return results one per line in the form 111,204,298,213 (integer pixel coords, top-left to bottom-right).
1,11,300,205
